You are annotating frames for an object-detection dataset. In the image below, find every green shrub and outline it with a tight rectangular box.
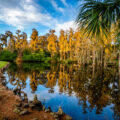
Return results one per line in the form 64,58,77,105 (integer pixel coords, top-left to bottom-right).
51,54,60,63
0,49,51,63
23,48,32,55
0,50,17,61
22,50,51,62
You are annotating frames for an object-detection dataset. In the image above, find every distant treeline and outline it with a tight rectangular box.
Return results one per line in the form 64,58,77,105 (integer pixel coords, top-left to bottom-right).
0,28,119,66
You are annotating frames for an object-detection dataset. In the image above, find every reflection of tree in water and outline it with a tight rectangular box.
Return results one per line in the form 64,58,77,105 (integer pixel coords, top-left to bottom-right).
29,70,53,93
7,64,27,98
46,65,58,93
111,90,120,120
46,71,57,93
87,67,116,114
7,63,50,93
111,69,120,120
6,63,120,118
29,72,38,92
58,64,69,94
8,72,26,93
0,70,6,85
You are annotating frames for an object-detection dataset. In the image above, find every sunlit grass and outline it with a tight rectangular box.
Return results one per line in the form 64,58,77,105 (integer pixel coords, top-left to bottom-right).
0,61,8,69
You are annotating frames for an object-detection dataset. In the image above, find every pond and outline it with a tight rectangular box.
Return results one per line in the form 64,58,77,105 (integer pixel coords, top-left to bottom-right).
2,62,120,120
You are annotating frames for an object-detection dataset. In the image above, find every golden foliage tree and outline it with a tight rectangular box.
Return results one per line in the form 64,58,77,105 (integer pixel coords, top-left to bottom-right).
47,30,57,57
59,30,69,60
30,29,40,52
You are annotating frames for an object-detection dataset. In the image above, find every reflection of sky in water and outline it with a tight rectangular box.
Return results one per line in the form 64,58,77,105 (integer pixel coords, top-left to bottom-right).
4,71,115,120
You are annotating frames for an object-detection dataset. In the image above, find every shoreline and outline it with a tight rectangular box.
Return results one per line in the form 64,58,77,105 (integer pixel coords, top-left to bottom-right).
0,61,9,71
0,62,72,120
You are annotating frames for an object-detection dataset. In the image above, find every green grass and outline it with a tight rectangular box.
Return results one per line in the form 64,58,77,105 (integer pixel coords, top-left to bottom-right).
0,61,8,69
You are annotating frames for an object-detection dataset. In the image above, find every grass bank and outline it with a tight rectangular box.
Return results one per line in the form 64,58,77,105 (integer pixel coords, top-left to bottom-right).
0,61,8,69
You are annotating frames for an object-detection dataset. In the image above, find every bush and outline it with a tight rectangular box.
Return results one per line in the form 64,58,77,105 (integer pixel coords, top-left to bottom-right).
23,48,32,55
0,49,51,63
0,50,17,61
51,54,60,63
22,50,51,62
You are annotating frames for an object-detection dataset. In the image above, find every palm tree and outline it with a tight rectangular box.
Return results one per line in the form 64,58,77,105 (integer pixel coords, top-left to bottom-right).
76,0,120,39
76,0,120,86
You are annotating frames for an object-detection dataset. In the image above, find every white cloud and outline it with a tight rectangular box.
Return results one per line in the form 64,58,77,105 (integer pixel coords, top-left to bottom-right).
0,0,58,30
50,0,64,12
0,0,78,37
61,0,68,7
55,21,78,35
25,0,32,3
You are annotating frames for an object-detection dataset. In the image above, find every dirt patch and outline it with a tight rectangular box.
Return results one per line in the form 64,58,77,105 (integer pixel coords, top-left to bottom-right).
0,82,55,120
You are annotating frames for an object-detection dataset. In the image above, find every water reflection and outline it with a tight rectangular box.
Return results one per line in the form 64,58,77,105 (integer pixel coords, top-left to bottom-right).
4,63,120,120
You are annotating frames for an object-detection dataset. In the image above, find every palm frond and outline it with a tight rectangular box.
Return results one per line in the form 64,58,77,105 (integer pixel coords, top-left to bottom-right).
76,0,120,39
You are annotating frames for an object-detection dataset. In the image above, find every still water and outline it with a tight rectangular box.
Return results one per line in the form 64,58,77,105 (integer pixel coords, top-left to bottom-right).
3,63,120,120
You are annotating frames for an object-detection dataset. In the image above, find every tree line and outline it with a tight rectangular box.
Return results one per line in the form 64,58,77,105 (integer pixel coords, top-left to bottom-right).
0,27,119,67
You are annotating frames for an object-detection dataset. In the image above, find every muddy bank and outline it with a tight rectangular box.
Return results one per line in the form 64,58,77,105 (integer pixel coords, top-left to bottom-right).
0,64,72,120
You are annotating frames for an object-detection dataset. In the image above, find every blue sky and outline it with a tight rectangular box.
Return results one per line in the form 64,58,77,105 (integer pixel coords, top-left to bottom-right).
0,0,79,38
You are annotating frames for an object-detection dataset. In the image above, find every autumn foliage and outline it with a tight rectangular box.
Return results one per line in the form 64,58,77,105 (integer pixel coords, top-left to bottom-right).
0,28,119,66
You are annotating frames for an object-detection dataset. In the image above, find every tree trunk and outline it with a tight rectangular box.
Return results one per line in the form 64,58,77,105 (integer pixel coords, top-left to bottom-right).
119,51,120,89
92,50,95,67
